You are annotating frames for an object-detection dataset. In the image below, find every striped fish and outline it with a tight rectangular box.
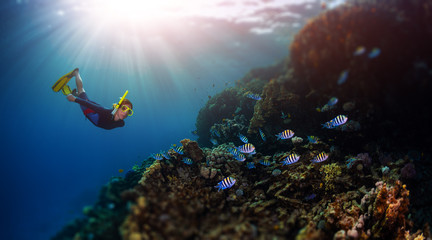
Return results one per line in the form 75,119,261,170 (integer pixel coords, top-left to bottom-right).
238,133,248,143
260,159,271,166
275,129,295,140
228,147,240,156
311,152,329,163
322,115,348,129
228,146,246,161
246,162,255,169
172,145,184,155
246,93,262,100
332,115,348,127
282,153,300,166
259,128,266,141
161,151,170,159
237,143,256,154
182,157,193,165
233,153,246,162
215,177,236,191
152,153,164,160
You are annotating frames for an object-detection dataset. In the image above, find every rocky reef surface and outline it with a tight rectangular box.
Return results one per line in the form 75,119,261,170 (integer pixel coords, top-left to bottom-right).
53,0,432,239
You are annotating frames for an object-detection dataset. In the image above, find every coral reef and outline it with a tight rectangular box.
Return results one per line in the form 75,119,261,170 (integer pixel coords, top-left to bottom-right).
290,0,432,151
371,180,410,239
248,78,301,135
319,163,342,191
53,1,432,239
195,88,246,146
53,143,428,240
180,139,204,162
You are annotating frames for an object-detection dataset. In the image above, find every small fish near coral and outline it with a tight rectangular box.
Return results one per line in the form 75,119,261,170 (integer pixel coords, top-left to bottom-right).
238,133,248,143
307,136,319,144
246,92,262,100
228,147,241,156
233,154,246,162
152,153,165,160
322,115,348,129
182,157,193,165
259,159,272,166
275,129,295,140
161,151,170,159
215,177,236,191
246,162,255,169
281,153,300,166
236,143,256,154
171,145,184,155
152,153,163,160
258,128,265,142
227,147,247,161
311,152,329,163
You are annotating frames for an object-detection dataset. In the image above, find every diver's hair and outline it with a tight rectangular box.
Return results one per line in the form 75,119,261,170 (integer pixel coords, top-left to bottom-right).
121,98,133,109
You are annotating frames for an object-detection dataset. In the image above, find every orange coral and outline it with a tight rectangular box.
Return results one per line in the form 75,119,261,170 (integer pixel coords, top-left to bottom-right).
372,180,410,239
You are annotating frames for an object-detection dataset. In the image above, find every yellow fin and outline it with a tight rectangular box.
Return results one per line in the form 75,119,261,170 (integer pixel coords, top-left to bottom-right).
52,70,75,92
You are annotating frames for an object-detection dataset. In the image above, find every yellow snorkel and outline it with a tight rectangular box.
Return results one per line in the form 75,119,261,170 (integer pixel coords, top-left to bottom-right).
112,90,129,116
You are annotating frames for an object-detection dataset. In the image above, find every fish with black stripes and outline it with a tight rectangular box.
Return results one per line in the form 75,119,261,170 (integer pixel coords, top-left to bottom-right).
171,145,184,155
281,153,300,166
238,133,248,143
322,115,348,129
260,159,271,166
215,177,236,191
311,152,329,163
237,143,256,154
259,128,266,141
275,129,295,140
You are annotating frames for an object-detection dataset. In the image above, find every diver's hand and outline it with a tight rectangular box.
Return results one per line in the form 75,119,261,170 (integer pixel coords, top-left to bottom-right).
67,94,76,102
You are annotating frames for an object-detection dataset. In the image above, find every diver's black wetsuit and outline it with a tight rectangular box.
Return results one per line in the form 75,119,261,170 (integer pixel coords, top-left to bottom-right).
74,92,125,130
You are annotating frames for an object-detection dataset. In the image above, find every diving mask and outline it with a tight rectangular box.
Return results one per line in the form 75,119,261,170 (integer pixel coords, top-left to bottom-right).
120,105,133,116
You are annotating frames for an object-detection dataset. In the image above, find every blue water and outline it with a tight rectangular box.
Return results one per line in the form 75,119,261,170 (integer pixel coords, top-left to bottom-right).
0,1,315,239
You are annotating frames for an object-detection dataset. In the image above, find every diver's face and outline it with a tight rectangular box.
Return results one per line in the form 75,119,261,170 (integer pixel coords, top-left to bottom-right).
117,104,132,120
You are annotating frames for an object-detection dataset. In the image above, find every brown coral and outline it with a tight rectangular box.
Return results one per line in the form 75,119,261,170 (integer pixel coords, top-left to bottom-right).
248,79,300,134
180,138,204,162
371,180,410,239
200,166,218,179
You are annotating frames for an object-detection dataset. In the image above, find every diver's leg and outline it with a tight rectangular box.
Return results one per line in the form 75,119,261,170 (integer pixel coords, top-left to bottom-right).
72,68,85,94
